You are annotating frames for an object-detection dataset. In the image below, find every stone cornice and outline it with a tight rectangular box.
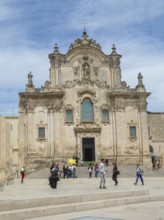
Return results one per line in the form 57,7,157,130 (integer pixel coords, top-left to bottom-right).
108,91,151,99
19,91,65,99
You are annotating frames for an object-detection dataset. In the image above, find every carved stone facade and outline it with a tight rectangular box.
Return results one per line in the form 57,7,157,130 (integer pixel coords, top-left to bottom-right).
18,32,152,170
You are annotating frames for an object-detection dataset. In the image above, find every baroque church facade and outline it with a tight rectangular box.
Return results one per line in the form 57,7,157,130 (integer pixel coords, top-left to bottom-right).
18,32,152,170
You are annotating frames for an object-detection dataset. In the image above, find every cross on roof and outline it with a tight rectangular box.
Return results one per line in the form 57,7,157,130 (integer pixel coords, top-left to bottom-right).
82,21,88,32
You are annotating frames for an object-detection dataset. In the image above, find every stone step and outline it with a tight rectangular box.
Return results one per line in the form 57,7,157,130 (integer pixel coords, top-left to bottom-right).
0,189,149,212
0,194,164,220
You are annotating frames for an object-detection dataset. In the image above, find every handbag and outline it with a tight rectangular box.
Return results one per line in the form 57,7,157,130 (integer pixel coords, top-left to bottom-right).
117,170,120,175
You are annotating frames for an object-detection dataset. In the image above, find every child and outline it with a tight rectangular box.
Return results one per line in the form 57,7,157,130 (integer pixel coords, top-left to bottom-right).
88,163,93,178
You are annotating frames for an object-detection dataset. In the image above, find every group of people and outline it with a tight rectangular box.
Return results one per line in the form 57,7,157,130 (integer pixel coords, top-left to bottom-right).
87,159,119,188
48,159,118,190
88,160,119,184
20,159,145,189
48,158,145,189
49,163,78,189
89,159,144,189
88,163,99,178
63,164,77,179
98,158,120,189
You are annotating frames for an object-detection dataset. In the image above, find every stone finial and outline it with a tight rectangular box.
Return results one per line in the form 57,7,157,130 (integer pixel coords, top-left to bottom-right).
54,43,59,53
136,72,146,92
81,31,89,46
138,72,143,86
28,71,33,86
111,44,117,54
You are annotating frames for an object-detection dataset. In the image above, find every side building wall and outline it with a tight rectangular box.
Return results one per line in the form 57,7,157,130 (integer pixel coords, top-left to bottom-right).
0,117,15,189
148,112,164,164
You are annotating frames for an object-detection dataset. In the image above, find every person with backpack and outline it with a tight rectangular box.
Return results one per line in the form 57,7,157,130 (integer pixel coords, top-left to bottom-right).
49,163,59,189
134,163,144,185
112,163,119,185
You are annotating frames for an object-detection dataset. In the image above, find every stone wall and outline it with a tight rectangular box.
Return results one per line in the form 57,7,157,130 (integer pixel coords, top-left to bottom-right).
148,112,164,161
0,117,14,190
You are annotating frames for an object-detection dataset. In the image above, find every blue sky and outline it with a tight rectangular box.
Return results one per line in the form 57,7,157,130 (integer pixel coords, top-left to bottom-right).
0,0,164,115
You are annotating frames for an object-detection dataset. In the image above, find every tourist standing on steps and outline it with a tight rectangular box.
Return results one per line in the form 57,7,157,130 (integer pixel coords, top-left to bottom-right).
49,163,59,189
94,163,99,178
99,158,107,189
20,166,25,183
112,163,119,185
134,163,144,185
88,163,93,178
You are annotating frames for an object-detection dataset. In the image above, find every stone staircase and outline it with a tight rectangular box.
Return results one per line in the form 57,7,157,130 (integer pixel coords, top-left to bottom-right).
0,177,163,220
0,165,164,220
0,188,150,220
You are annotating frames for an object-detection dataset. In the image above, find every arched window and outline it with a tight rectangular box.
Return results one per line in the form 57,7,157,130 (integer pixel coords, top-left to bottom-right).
81,98,94,122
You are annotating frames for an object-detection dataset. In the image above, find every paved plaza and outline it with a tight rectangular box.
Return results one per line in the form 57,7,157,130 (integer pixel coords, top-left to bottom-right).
0,165,163,220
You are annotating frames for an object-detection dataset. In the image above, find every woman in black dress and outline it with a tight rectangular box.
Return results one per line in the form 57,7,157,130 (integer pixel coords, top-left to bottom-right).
49,163,59,189
112,163,119,185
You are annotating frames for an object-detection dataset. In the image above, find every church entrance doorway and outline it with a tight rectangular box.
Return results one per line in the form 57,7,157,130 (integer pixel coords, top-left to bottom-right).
82,138,95,161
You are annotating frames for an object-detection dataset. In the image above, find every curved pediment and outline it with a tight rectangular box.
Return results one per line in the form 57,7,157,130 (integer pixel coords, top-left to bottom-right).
66,32,106,64
69,31,101,51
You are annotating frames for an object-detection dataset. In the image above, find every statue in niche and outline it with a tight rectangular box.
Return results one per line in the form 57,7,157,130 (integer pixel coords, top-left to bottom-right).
83,62,90,79
138,72,143,86
28,71,33,86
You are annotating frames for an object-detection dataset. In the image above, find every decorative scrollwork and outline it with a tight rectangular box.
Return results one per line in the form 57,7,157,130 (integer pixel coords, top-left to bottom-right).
64,79,110,89
64,81,77,88
95,80,110,89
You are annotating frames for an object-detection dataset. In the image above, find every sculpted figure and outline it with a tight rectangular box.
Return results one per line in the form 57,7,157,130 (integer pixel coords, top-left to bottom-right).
138,72,143,85
28,72,33,86
83,63,90,78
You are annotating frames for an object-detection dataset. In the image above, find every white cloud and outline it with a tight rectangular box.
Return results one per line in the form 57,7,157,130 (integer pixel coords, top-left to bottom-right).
0,0,164,115
0,47,49,89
